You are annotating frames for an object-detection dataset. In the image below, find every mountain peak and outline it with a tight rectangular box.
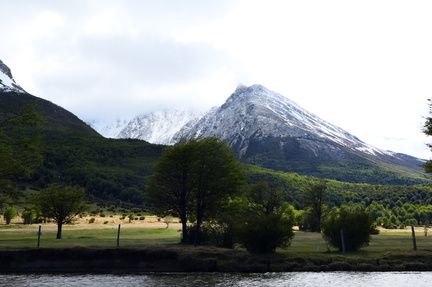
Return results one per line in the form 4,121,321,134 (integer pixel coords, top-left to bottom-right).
227,84,276,103
0,59,26,93
0,59,13,79
224,84,300,112
191,84,370,155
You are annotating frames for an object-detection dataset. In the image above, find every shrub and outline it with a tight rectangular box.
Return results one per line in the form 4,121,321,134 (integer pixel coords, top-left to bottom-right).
205,222,236,248
3,206,18,224
99,212,106,217
322,208,379,252
21,205,41,225
139,216,145,220
185,224,210,245
89,218,96,223
104,221,109,224
21,210,36,224
128,212,135,222
237,213,295,253
120,212,128,220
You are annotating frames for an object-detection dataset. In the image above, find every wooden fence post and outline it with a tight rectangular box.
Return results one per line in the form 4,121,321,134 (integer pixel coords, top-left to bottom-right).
37,225,42,248
411,225,417,250
117,224,121,248
340,229,346,253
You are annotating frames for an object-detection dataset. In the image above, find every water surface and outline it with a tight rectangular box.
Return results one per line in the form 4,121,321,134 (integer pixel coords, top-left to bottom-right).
0,271,430,287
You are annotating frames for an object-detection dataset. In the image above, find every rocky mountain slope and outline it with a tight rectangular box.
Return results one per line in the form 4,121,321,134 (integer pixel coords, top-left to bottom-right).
174,84,388,158
172,84,426,184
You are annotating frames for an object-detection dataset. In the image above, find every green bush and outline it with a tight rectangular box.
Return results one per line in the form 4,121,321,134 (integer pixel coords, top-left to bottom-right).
206,222,236,248
89,217,96,224
127,213,135,222
21,205,41,225
3,206,18,224
237,213,295,253
322,208,379,252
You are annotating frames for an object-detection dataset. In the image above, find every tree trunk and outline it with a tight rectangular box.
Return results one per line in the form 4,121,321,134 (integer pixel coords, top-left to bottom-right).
194,221,201,247
317,214,321,233
180,216,188,244
56,222,63,239
194,201,204,246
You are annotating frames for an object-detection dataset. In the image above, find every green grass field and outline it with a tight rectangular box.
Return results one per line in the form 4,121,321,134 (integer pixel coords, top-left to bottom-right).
0,224,180,249
287,230,432,258
0,223,431,256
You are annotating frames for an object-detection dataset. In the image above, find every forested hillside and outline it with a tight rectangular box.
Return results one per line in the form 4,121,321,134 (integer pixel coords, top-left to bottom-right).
245,164,432,227
0,91,164,204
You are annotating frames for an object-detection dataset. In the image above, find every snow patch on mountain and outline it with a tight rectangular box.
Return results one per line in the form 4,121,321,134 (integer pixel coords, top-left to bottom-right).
0,60,26,93
87,117,133,139
118,109,203,145
89,109,203,145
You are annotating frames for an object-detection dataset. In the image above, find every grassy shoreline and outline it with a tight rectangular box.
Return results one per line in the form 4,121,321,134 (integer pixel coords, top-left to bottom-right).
1,246,432,273
1,219,432,273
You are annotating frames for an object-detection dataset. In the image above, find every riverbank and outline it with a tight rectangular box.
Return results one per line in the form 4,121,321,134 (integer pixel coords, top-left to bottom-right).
1,246,432,273
1,219,432,273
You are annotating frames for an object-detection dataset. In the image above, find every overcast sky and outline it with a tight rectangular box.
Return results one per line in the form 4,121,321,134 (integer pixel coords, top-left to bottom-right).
1,0,432,159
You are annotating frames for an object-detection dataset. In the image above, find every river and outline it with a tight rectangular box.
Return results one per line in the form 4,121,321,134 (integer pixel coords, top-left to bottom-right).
0,272,430,286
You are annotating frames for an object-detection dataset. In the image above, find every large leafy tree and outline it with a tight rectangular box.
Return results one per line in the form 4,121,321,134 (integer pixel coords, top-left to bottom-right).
0,102,45,199
36,184,86,239
303,180,328,232
246,182,284,216
146,137,245,244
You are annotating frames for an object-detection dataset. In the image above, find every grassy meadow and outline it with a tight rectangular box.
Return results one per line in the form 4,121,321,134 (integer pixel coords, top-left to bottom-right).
1,215,431,257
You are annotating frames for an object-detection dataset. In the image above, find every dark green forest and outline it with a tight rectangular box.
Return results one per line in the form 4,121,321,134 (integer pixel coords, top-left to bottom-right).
33,132,165,203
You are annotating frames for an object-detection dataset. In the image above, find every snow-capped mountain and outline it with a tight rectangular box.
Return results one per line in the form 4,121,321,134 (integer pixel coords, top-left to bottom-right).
0,60,26,93
171,84,424,183
88,117,133,139
174,84,389,158
90,109,203,145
